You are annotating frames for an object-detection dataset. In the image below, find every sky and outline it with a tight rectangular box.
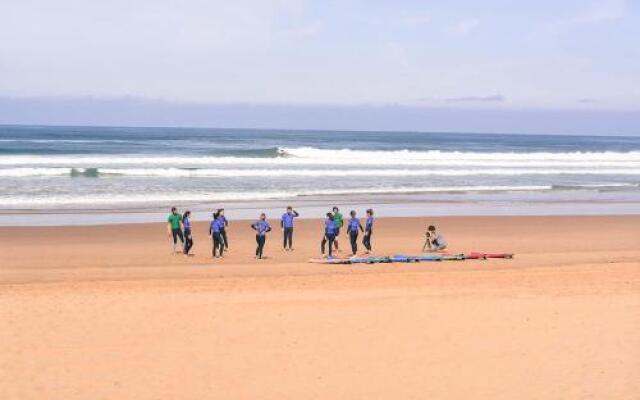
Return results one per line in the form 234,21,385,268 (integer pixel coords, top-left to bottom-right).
0,0,639,134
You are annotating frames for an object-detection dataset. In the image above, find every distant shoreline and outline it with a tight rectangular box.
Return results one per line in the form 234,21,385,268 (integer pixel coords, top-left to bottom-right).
1,194,639,227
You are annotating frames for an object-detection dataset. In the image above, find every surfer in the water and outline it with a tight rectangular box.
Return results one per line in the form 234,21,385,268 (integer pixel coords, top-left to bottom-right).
345,210,364,256
332,206,343,252
281,206,299,251
321,212,337,258
362,208,374,254
251,213,272,259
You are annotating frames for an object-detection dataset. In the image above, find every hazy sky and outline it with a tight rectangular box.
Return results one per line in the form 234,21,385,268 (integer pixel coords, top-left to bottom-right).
0,0,639,133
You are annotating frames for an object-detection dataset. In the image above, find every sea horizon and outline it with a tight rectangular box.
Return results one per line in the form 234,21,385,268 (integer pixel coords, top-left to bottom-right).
1,122,639,138
1,124,639,225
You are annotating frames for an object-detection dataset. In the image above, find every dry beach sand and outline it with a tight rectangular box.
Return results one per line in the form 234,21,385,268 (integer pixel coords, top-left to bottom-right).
1,215,639,399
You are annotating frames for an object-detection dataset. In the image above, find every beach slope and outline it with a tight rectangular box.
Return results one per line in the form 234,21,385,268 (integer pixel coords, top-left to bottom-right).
1,216,639,399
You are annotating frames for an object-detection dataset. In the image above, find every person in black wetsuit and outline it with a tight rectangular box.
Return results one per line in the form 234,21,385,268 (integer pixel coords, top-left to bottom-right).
182,210,194,256
362,208,374,254
345,210,364,256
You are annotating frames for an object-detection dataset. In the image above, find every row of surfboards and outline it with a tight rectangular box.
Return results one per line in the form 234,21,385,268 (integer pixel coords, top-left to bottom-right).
308,252,514,264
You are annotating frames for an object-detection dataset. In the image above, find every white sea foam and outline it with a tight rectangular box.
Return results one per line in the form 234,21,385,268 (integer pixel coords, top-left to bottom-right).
280,147,640,162
0,185,554,207
1,167,640,178
1,148,640,169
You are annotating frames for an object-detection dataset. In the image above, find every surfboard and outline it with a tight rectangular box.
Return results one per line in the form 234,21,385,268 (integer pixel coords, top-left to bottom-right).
308,257,351,264
467,252,514,259
391,255,419,263
349,256,392,264
348,257,372,264
400,255,443,262
416,254,445,260
464,253,486,260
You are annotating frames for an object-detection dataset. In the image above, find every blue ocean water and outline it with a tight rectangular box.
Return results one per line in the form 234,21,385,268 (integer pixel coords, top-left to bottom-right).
2,124,640,155
1,124,639,214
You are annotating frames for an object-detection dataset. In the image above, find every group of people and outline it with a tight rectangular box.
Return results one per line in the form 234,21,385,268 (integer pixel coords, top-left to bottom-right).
320,207,374,258
167,205,446,260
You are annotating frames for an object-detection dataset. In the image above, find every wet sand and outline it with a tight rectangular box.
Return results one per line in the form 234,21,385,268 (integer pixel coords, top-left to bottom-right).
1,215,639,399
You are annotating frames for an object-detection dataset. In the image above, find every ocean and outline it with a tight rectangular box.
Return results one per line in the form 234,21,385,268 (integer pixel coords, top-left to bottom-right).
1,125,639,224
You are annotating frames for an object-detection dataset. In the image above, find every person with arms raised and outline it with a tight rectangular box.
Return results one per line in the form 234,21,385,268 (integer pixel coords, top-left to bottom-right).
281,206,299,251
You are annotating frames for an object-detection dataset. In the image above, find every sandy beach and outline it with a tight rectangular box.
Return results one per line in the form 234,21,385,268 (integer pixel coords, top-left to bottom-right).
1,215,639,399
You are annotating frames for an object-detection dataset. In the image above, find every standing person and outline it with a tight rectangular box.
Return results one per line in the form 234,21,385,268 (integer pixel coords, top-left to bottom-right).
332,206,343,252
251,213,272,259
209,211,224,258
345,210,364,256
167,206,184,255
182,210,194,256
321,212,337,258
362,208,374,254
217,209,230,251
281,206,299,251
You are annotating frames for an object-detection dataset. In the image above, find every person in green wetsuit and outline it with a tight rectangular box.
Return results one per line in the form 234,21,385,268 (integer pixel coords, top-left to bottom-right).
332,206,343,252
167,206,184,254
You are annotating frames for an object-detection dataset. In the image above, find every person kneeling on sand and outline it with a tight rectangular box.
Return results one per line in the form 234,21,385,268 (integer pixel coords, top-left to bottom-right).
422,225,447,252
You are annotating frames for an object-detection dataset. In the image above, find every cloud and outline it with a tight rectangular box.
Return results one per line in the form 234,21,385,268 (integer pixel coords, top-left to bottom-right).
576,98,601,104
550,0,627,28
445,94,505,103
450,18,480,36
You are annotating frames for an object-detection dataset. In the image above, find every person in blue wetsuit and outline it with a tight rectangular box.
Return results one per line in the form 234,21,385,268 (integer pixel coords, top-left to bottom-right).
182,210,193,256
217,208,230,251
251,213,272,259
362,208,374,254
345,210,364,256
281,206,299,251
321,212,337,258
209,211,224,258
